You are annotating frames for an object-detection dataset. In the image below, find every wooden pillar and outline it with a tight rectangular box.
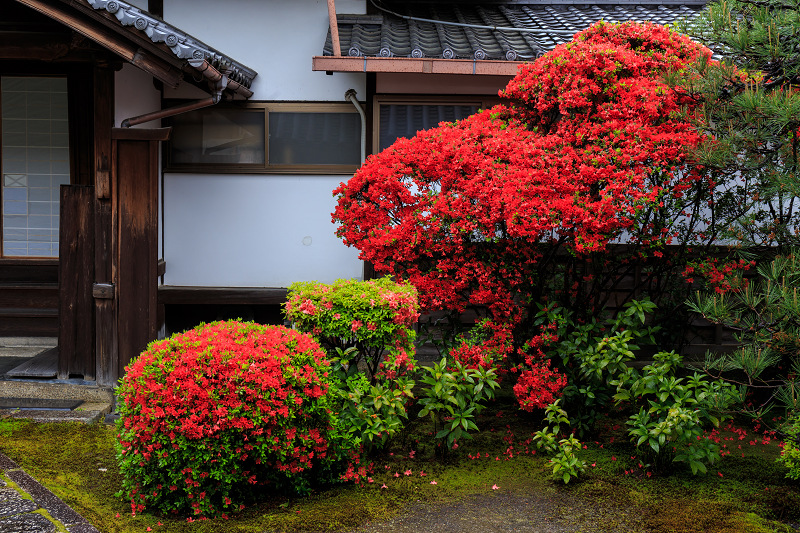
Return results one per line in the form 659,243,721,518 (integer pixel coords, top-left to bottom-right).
93,65,117,387
58,185,95,379
111,128,170,381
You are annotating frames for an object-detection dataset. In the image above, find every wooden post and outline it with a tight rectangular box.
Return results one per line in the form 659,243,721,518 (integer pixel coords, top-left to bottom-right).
112,128,170,381
58,185,95,380
327,0,341,56
93,65,117,387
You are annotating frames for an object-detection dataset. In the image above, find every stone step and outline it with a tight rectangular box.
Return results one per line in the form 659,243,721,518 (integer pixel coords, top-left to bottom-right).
0,337,57,348
0,381,114,424
0,401,112,424
0,380,113,403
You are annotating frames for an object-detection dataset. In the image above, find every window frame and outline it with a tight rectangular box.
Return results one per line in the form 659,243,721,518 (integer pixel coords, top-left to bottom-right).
163,101,363,175
372,95,501,154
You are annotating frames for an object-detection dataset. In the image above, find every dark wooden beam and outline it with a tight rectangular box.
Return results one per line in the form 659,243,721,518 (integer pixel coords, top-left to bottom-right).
112,127,171,141
14,0,183,87
159,286,289,306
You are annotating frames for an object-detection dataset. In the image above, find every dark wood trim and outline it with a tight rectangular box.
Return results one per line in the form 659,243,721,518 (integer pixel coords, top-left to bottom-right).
16,0,183,87
111,127,171,141
159,286,289,306
93,64,116,387
163,165,361,175
148,0,164,18
69,65,95,186
0,258,58,267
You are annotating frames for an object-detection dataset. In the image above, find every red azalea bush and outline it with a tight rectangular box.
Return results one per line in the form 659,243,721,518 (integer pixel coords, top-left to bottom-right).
116,321,355,518
333,21,719,411
284,278,419,380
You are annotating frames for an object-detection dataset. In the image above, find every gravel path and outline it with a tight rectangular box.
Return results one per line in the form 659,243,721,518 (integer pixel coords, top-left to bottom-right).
349,489,647,533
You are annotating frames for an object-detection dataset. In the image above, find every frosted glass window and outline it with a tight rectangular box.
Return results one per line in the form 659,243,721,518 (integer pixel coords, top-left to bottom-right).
165,104,361,173
1,76,70,257
169,108,265,165
268,112,360,165
378,104,479,151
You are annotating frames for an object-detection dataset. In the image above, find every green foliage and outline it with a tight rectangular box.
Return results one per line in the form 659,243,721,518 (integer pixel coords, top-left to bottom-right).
687,252,800,416
532,400,587,483
613,351,740,474
0,417,25,438
285,278,419,380
538,299,659,436
777,411,800,480
329,348,415,453
417,358,499,454
681,0,800,248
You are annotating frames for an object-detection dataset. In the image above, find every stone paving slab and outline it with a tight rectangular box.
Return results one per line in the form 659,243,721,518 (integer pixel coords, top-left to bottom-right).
0,512,57,533
0,452,100,533
0,495,38,517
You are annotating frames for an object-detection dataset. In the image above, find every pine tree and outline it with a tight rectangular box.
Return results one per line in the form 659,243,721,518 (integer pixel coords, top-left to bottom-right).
682,0,800,248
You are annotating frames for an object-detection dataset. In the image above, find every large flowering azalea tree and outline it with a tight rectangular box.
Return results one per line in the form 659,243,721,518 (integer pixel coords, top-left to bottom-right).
333,22,718,397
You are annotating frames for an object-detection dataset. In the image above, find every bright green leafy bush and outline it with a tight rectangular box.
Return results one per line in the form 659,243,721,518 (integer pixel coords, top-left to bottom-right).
533,400,587,483
417,358,499,454
116,321,355,518
613,351,740,474
285,278,419,380
538,299,659,437
330,347,415,453
778,411,800,480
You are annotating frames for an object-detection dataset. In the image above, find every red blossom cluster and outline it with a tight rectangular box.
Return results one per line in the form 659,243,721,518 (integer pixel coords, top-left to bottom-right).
682,257,754,293
333,21,713,409
116,321,349,518
512,334,567,411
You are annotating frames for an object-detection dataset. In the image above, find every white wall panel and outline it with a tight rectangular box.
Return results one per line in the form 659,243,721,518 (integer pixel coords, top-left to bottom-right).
163,0,366,101
114,65,162,128
163,174,362,287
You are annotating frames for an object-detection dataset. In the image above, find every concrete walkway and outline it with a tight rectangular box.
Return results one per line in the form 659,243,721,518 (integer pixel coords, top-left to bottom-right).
0,452,100,532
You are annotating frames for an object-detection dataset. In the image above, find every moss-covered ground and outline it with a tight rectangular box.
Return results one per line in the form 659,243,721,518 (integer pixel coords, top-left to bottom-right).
1,387,798,532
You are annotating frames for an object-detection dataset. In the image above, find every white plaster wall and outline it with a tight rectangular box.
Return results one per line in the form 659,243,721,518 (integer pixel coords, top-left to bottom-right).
163,174,363,287
163,0,366,101
125,0,148,9
114,64,162,128
155,0,368,287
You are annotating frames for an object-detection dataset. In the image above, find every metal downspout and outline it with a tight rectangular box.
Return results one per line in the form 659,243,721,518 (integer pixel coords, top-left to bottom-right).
345,89,367,163
121,60,245,127
121,97,218,128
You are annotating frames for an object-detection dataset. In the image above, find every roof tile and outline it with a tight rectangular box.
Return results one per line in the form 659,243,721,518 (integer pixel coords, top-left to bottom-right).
324,2,704,60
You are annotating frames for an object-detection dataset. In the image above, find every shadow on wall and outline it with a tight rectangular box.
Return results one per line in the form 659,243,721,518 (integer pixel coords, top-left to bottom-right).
164,304,284,336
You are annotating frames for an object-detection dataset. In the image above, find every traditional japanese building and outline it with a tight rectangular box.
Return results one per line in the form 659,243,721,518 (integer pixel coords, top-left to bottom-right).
0,0,704,386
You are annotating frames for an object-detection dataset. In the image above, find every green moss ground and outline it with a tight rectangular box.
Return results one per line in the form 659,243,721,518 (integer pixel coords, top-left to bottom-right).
1,392,799,533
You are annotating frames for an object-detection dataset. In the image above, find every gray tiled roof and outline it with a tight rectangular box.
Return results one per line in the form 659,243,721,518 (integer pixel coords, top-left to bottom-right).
324,2,705,61
85,0,257,89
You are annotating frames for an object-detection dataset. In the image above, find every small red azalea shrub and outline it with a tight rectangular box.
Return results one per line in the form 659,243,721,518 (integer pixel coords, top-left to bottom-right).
284,278,419,379
116,321,354,518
